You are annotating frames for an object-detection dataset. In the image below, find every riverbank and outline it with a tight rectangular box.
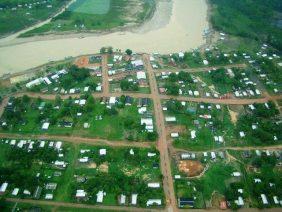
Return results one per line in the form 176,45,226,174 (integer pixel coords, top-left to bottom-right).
0,0,209,75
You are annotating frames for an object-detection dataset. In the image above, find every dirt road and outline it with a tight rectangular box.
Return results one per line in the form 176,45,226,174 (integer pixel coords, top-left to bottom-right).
6,198,158,212
161,95,282,105
174,144,282,153
155,63,247,73
143,54,177,212
10,91,282,106
101,54,110,96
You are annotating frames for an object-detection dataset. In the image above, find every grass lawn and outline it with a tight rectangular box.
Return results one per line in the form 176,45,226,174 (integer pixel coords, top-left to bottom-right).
164,101,235,151
1,96,152,141
68,0,110,15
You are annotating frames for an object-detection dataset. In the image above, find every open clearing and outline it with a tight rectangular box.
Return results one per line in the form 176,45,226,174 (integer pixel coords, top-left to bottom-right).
68,0,111,15
178,160,204,177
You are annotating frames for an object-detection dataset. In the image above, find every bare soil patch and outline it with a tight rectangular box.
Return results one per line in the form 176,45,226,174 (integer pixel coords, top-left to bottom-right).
75,56,89,68
87,162,97,169
178,160,204,177
98,162,109,173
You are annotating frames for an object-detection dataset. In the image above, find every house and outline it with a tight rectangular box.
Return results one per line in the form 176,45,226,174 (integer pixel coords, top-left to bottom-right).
254,178,262,183
178,198,194,208
141,98,150,107
26,78,43,88
109,97,116,105
99,149,107,156
54,161,67,168
148,152,156,157
76,190,86,198
148,183,160,188
211,152,216,160
261,194,268,205
136,71,146,80
273,196,279,204
39,141,45,148
0,182,8,194
165,116,176,122
42,122,50,130
146,199,162,207
235,196,244,206
181,153,190,159
232,172,241,177
96,191,104,203
79,157,89,163
131,60,144,68
125,96,133,106
55,141,62,150
119,194,126,205
45,183,57,190
45,194,53,200
131,194,138,205
43,77,52,85
12,188,19,196
239,131,245,138
191,130,196,139
171,133,179,138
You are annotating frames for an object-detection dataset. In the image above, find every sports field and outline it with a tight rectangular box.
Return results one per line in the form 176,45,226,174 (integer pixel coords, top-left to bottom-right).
68,0,110,15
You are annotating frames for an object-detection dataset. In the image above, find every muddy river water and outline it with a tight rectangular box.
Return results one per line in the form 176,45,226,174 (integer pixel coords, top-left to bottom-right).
0,0,208,75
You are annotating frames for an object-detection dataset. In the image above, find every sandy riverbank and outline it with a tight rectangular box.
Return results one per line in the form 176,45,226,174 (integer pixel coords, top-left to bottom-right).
0,0,209,75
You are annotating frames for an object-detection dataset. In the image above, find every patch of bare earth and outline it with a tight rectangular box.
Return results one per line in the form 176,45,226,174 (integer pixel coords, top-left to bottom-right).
98,162,109,173
178,160,204,177
87,162,97,169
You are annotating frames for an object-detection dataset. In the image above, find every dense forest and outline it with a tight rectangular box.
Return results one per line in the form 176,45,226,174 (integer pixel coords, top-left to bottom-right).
210,0,282,51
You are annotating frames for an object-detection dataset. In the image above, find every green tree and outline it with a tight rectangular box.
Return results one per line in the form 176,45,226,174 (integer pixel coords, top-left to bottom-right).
125,49,133,56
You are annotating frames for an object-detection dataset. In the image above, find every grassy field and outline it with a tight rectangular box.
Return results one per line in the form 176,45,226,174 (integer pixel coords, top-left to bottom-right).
163,100,234,151
20,0,155,37
0,0,68,37
68,0,110,15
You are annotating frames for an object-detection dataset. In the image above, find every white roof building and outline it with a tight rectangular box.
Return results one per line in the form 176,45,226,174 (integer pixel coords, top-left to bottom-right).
109,97,116,105
120,194,126,204
131,60,144,67
96,190,104,203
191,130,196,139
12,188,19,196
235,196,244,206
165,116,176,122
99,149,107,156
146,199,162,207
45,194,53,200
261,194,268,205
76,190,86,198
131,194,138,205
42,122,50,130
148,183,160,188
136,71,146,80
26,78,43,88
0,182,8,193
239,131,245,138
148,152,156,157
171,133,179,138
232,172,241,177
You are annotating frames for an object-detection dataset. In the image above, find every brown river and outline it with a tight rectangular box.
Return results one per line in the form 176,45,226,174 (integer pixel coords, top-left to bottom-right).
0,0,208,75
